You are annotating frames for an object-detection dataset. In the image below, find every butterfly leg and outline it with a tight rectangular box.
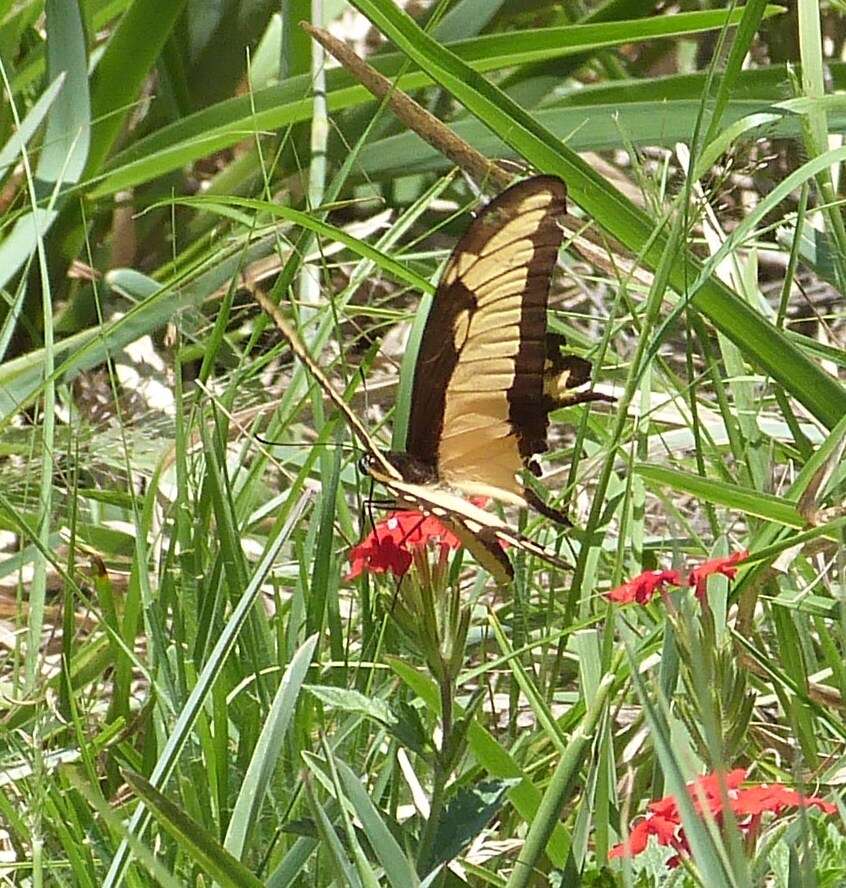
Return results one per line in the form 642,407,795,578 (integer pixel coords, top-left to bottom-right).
523,486,572,527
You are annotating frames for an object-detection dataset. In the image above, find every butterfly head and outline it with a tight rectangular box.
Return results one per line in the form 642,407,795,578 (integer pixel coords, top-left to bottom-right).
358,451,402,484
357,452,379,477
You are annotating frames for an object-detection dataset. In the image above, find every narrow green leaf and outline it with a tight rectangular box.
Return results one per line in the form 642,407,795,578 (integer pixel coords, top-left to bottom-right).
88,7,780,198
354,99,830,179
41,0,89,187
303,773,362,888
122,771,265,888
335,758,420,888
87,0,190,172
154,195,433,295
224,634,319,859
0,74,64,180
635,464,804,527
0,0,89,292
103,491,313,886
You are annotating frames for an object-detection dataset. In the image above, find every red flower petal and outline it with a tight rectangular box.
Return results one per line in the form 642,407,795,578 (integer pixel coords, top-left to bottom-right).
692,768,747,797
609,819,652,858
650,814,681,844
345,500,493,580
649,795,679,820
646,771,748,823
346,534,413,580
731,783,836,817
607,569,682,604
688,550,749,599
609,813,683,860
814,798,837,814
686,768,747,816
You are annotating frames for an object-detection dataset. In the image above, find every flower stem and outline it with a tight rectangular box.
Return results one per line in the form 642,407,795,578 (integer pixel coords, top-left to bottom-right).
416,758,447,878
416,675,455,878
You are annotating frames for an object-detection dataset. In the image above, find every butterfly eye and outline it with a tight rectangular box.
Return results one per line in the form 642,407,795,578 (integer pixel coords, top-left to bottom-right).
358,454,372,475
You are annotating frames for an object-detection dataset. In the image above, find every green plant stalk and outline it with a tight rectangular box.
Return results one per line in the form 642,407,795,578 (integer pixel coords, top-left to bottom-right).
59,434,80,721
416,644,459,877
439,664,454,755
415,714,450,878
414,583,475,876
299,0,328,321
777,183,808,329
505,673,614,888
682,598,750,880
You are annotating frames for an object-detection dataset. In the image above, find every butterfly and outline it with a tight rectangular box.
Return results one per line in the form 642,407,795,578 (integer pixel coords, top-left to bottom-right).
256,175,611,584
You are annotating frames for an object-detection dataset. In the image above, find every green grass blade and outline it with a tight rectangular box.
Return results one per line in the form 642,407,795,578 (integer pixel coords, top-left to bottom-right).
86,7,779,198
0,0,89,293
505,675,614,888
335,757,420,888
224,634,319,859
103,490,313,886
0,73,64,181
86,0,190,173
121,771,265,888
635,464,804,527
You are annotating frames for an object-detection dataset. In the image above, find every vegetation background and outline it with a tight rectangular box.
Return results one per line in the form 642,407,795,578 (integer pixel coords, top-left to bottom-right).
1,0,845,885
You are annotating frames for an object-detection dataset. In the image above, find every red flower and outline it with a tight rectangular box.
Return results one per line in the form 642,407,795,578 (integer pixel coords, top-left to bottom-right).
347,533,414,580
346,509,466,581
607,569,681,604
610,767,834,867
607,552,750,607
688,550,749,599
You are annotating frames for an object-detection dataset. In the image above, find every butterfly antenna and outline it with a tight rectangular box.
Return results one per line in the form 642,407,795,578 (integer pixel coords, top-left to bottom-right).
254,433,357,452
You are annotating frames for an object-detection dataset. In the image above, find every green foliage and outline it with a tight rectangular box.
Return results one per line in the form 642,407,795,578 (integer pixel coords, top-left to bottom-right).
1,0,845,886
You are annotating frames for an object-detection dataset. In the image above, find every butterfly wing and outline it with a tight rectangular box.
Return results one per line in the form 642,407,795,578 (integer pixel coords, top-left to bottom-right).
254,190,568,585
544,332,616,408
404,176,574,513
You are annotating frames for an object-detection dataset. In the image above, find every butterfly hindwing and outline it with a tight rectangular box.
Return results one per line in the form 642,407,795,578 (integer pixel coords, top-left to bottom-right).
385,478,571,584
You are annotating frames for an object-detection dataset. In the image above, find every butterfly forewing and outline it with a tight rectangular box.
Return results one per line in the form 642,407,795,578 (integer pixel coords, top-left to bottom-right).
404,177,569,510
